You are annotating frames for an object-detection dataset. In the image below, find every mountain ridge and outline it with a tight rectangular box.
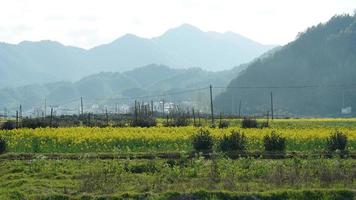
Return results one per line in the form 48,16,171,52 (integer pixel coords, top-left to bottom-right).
0,24,276,88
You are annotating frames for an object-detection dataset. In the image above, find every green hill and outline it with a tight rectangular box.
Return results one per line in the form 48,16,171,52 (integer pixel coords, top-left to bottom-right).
215,14,356,116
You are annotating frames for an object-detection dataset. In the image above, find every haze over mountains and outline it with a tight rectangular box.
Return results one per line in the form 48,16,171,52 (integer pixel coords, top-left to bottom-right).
0,24,275,88
216,14,356,116
0,64,245,111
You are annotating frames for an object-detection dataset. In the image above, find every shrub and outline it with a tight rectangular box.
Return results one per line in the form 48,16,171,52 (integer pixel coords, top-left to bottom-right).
242,118,258,128
163,115,190,127
1,121,16,130
22,118,47,128
219,130,246,152
130,117,156,127
125,163,158,173
0,137,6,154
218,120,229,129
326,130,347,152
260,121,269,128
192,129,214,151
263,131,286,152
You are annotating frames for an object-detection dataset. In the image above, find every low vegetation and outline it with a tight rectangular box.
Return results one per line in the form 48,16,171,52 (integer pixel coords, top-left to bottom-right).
241,117,258,128
0,137,6,154
192,129,214,151
263,131,286,152
0,158,355,199
219,130,246,152
326,130,348,152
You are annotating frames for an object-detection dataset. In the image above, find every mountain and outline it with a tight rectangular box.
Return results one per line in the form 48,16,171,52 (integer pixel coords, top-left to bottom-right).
0,41,87,87
215,14,356,116
0,24,275,88
0,64,245,112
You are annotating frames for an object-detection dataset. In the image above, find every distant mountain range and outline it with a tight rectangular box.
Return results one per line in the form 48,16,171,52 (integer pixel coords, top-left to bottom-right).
0,64,246,111
0,24,275,88
216,14,356,116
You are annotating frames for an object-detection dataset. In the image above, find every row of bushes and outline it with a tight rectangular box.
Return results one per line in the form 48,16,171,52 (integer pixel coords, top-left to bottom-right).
192,129,286,152
192,129,348,153
0,116,265,129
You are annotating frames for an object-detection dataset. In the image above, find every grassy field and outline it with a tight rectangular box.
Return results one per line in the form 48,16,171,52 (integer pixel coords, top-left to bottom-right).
0,118,356,199
0,158,355,199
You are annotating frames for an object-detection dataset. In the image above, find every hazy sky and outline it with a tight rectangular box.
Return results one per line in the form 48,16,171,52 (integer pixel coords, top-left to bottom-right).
0,0,355,49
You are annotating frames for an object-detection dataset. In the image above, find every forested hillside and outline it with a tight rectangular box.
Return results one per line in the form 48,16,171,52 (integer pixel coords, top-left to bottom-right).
216,14,356,116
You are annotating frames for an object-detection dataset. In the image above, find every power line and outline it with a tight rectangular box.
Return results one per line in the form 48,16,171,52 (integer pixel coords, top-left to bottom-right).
214,84,356,89
90,87,209,101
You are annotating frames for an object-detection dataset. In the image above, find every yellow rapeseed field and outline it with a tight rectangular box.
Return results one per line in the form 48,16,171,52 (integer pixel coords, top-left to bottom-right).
1,123,356,153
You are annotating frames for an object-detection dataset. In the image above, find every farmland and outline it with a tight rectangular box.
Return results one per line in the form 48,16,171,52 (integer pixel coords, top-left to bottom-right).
0,118,356,199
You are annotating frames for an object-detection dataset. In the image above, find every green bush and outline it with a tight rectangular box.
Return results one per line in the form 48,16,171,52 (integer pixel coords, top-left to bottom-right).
163,115,190,127
218,120,229,129
263,131,286,152
192,129,214,151
242,118,258,128
326,130,347,152
130,117,156,127
219,130,246,152
0,137,6,154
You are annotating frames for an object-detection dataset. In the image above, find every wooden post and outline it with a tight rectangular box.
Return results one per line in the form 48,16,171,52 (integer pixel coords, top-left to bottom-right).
238,100,242,118
105,108,109,126
16,111,19,128
209,84,214,126
231,95,234,115
44,98,47,118
219,112,222,127
80,97,84,116
270,92,274,120
192,108,196,126
162,99,165,117
50,107,53,127
134,100,138,122
19,105,22,119
88,113,91,127
266,111,270,126
198,111,201,126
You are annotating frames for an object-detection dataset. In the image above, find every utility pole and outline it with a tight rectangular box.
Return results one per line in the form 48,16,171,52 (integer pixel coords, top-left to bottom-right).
19,105,22,119
80,97,84,116
88,112,91,127
270,92,274,120
192,108,196,126
44,98,47,118
134,100,138,122
16,111,19,128
209,84,214,126
231,95,234,115
238,100,242,118
50,107,53,127
105,108,109,126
